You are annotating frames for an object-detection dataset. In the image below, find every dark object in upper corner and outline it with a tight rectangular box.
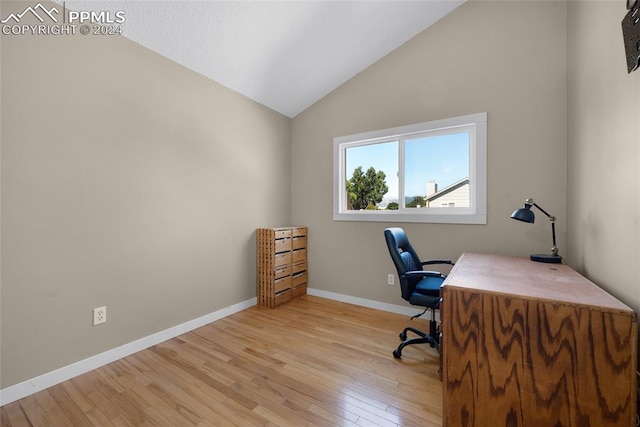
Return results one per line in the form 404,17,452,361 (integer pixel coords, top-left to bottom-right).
622,0,640,73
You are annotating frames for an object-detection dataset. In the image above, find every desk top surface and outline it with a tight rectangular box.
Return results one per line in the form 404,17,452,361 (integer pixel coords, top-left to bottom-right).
443,252,635,316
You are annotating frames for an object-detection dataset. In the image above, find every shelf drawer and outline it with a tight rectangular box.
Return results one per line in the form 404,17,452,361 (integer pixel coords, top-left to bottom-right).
274,238,291,253
292,236,306,250
273,228,292,239
274,265,291,280
292,283,307,298
292,271,307,288
292,262,307,275
273,251,291,268
292,227,307,237
291,248,306,264
274,275,291,294
274,289,292,306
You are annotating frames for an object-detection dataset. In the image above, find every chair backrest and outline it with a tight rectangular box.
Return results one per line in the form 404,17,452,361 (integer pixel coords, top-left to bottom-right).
384,227,424,302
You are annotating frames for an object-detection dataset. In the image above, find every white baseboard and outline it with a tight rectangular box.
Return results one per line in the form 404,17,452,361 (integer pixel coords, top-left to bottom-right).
307,288,440,323
0,297,257,406
0,289,427,407
307,287,427,317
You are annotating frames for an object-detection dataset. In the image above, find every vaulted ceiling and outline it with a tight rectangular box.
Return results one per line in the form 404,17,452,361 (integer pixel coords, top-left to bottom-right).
61,1,465,117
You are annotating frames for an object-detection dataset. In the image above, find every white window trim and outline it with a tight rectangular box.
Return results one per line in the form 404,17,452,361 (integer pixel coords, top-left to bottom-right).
333,112,487,224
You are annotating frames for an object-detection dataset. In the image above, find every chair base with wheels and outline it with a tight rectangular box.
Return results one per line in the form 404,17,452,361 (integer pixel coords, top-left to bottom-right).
393,306,440,359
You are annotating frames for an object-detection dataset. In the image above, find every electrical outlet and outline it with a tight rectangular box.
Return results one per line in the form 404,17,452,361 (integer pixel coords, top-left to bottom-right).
93,306,106,325
387,274,395,285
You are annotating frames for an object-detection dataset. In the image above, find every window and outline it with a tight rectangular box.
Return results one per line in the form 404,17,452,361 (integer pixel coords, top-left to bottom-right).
333,112,487,224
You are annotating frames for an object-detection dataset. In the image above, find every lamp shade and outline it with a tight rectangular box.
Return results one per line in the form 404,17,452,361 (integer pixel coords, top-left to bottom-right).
511,205,535,223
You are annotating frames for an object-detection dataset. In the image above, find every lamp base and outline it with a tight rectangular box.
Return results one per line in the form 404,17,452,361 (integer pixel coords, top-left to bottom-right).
530,253,562,263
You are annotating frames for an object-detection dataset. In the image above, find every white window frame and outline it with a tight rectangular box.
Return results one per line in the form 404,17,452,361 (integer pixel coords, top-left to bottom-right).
333,112,487,224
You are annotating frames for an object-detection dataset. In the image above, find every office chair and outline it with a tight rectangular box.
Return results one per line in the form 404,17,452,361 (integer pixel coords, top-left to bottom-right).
384,227,453,359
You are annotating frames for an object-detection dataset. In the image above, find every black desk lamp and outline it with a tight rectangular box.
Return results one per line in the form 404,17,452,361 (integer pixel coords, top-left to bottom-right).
511,198,562,263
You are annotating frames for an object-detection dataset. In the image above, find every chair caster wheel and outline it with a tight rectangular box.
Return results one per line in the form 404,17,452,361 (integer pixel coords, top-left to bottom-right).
393,350,402,359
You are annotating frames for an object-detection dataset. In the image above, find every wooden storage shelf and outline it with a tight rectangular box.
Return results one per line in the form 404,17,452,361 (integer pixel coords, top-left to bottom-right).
257,226,308,308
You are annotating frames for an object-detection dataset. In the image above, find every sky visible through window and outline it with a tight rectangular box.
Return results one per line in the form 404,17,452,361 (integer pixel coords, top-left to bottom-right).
345,132,469,201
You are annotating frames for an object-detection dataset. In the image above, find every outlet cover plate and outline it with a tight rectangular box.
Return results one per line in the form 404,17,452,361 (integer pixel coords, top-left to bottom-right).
93,306,106,325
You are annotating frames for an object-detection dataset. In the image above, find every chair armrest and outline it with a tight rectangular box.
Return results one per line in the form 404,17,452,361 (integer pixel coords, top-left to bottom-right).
402,270,446,279
421,259,454,266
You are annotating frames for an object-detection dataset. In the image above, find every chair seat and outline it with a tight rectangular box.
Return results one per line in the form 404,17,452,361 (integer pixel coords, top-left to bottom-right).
409,276,442,308
415,275,442,296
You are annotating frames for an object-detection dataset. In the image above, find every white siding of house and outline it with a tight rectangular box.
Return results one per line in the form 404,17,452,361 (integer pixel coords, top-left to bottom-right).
426,184,469,207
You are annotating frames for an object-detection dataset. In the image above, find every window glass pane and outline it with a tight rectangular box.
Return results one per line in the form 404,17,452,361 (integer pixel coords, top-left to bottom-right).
345,141,398,210
404,132,469,209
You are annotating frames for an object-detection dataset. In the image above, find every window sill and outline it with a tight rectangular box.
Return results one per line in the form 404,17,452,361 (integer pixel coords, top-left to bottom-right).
332,211,487,224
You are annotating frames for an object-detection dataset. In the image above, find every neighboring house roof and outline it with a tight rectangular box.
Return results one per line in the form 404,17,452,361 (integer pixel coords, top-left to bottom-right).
425,177,469,202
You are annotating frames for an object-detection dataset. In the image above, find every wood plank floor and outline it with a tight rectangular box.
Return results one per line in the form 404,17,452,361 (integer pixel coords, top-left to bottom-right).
1,296,443,426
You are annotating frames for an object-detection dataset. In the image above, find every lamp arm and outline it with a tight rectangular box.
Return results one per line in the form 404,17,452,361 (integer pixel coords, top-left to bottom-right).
550,221,558,255
529,199,559,256
531,202,554,220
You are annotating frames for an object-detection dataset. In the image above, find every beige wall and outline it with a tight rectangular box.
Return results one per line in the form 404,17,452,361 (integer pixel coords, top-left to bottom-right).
292,1,568,304
0,1,291,387
566,1,640,340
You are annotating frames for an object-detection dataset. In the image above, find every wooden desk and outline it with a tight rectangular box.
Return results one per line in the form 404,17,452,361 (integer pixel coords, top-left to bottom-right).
441,252,637,426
